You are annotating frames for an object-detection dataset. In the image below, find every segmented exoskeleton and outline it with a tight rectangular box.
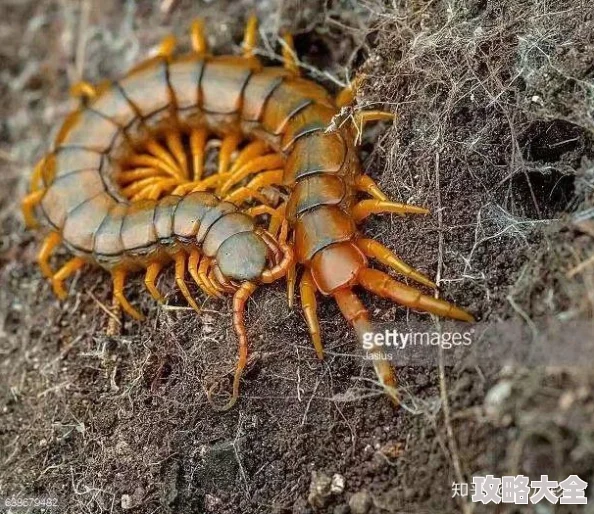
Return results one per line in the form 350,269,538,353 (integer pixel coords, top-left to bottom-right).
22,16,473,408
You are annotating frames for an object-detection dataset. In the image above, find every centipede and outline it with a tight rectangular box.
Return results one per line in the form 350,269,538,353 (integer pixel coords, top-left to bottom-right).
22,16,474,410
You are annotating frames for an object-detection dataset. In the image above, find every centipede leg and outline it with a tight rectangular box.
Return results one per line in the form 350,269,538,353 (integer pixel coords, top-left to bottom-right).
242,14,259,59
30,157,47,192
188,249,221,298
220,155,284,194
300,270,323,359
281,33,299,75
37,231,62,278
355,175,388,201
51,257,86,301
356,238,436,289
69,81,98,101
144,261,165,303
217,281,257,411
353,110,396,130
157,34,177,58
224,169,284,205
336,74,365,107
358,268,474,321
112,268,144,320
190,128,207,181
228,140,268,174
117,167,166,186
333,287,399,403
191,18,208,55
145,140,184,180
218,133,242,175
165,130,188,178
173,251,201,313
352,199,429,222
21,190,44,228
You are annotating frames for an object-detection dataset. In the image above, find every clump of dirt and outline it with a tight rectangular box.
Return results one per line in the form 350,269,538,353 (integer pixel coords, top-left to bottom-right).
1,0,593,513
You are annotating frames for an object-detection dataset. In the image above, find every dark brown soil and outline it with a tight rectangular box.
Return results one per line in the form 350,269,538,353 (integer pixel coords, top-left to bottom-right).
1,1,593,513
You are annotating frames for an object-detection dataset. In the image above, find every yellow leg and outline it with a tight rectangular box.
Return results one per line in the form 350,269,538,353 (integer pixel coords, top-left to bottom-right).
117,167,166,185
300,270,323,359
352,199,429,223
157,34,176,58
21,190,44,228
355,175,388,201
174,251,201,313
37,232,61,278
112,268,144,320
225,169,284,205
229,140,268,174
356,238,436,289
30,157,47,192
219,155,284,195
190,128,207,181
188,249,221,298
242,14,258,59
69,81,98,101
218,133,242,175
354,110,396,129
286,261,296,309
336,74,366,108
145,140,184,179
191,19,208,55
51,257,85,300
281,33,299,75
165,130,188,178
144,261,165,303
123,177,176,199
125,154,182,180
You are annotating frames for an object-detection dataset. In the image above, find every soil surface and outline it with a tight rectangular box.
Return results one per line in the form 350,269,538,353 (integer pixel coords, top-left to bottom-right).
1,1,593,513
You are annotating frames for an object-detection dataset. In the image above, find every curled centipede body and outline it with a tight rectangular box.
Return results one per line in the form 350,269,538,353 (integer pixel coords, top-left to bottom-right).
22,16,474,408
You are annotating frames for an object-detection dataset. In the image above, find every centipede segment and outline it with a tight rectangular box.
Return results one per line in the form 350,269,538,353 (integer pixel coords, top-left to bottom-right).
22,16,474,409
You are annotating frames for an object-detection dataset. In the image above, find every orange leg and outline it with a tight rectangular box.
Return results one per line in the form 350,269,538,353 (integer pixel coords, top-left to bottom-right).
355,175,388,201
358,268,474,321
112,268,144,320
218,133,242,175
21,190,44,228
333,287,398,402
188,249,221,298
219,155,284,195
300,269,323,359
214,281,258,411
190,127,208,181
173,251,201,313
144,261,165,303
356,238,436,289
191,18,208,55
352,199,429,222
37,231,62,278
224,170,283,205
51,257,86,300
